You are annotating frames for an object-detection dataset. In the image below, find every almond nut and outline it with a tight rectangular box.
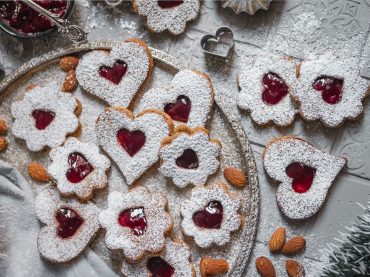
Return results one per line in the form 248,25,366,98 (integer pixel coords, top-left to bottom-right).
223,167,247,187
269,227,286,252
75,99,82,116
255,256,276,277
0,136,7,151
286,260,305,277
282,236,306,255
60,56,79,71
0,119,8,134
63,70,78,92
200,257,229,276
28,162,50,182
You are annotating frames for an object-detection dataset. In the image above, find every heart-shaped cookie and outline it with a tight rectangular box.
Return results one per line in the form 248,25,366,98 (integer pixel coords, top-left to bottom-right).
96,107,173,185
76,38,153,107
35,187,100,263
263,136,346,220
137,70,214,128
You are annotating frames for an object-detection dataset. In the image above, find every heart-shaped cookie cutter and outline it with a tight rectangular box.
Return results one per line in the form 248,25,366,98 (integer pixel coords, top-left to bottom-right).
200,26,234,60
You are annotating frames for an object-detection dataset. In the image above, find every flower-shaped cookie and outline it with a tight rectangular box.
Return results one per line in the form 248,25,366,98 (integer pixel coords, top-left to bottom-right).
292,55,370,127
99,187,173,261
121,239,195,277
159,126,221,188
181,183,241,248
76,38,153,107
263,136,346,220
237,54,298,126
133,0,200,35
35,187,100,263
48,137,111,201
11,83,79,151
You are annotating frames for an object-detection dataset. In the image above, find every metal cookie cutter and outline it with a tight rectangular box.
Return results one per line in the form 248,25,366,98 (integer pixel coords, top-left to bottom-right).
200,26,234,60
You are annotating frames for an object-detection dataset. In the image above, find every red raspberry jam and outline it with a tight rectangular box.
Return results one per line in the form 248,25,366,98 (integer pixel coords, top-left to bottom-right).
164,95,191,123
99,60,127,85
147,257,175,277
117,128,146,157
312,76,344,104
262,73,289,105
66,152,94,184
175,149,199,169
56,207,84,239
118,207,147,236
158,0,184,9
286,162,316,193
192,201,223,229
32,109,55,130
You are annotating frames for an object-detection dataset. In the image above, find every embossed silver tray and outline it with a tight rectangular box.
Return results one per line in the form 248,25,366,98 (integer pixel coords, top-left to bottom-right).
0,42,259,276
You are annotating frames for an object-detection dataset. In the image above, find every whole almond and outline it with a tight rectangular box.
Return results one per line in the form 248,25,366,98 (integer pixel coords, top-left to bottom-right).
282,236,306,255
200,257,229,276
255,256,275,277
75,99,82,116
286,260,305,277
223,167,247,187
269,227,286,252
63,70,78,92
28,162,50,182
0,136,7,151
0,119,7,134
60,56,79,71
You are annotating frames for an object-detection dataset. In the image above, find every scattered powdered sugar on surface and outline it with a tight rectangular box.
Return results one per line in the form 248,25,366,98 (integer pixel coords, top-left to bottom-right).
121,238,193,277
237,54,299,126
134,0,200,35
137,69,214,128
48,137,111,200
10,83,78,152
159,129,221,188
35,187,100,263
99,187,172,262
263,137,346,220
181,183,241,248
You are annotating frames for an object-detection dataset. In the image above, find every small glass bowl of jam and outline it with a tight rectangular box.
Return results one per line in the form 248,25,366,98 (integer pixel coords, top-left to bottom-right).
0,0,73,38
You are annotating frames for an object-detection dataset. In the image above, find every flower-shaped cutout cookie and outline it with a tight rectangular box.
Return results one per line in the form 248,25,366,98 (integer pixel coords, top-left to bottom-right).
35,187,100,263
76,38,153,107
292,55,370,127
133,0,200,35
121,239,195,277
99,187,173,261
263,136,346,220
181,183,241,248
237,54,298,126
48,137,111,201
11,83,79,151
159,126,221,188
137,70,214,128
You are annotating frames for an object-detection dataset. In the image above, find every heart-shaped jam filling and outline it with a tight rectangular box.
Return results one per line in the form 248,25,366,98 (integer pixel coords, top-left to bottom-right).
66,152,94,183
175,149,199,169
147,256,175,277
32,109,55,130
164,95,191,123
192,201,223,229
99,60,128,85
117,128,146,157
118,207,147,236
286,162,316,193
56,207,84,239
158,0,184,9
262,73,289,105
312,76,344,104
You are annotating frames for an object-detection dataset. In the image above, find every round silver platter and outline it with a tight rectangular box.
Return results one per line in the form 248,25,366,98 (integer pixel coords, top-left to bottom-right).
0,41,259,276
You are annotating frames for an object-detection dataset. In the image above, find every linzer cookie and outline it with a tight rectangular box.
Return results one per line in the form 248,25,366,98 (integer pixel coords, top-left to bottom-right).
137,70,214,128
99,187,173,262
133,0,200,35
96,107,173,185
263,136,346,220
76,38,153,107
237,54,298,126
48,137,111,201
181,183,241,248
11,83,79,152
35,187,100,263
159,126,221,188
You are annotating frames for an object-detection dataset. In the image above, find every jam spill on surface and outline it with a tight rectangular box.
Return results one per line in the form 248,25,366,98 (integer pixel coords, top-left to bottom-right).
118,207,147,236
32,109,55,130
175,149,199,169
56,207,84,239
262,73,289,105
312,76,344,105
147,257,175,277
117,128,146,157
99,60,127,85
66,152,94,183
193,201,223,229
164,95,191,123
286,162,316,193
158,0,184,9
